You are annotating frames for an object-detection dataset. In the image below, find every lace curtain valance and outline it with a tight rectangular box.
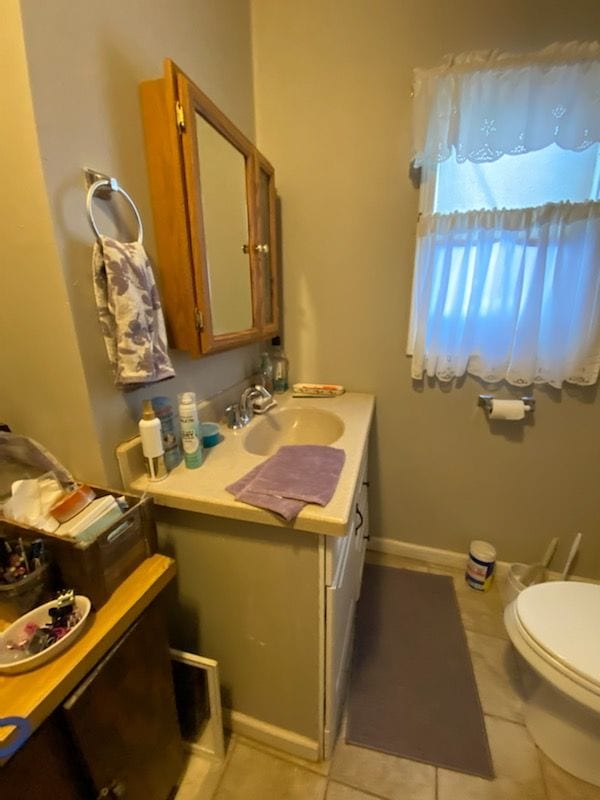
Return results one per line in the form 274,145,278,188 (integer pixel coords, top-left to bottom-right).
412,41,600,167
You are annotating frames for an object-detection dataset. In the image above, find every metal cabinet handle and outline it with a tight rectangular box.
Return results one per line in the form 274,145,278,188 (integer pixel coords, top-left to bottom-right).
355,504,370,540
355,505,363,534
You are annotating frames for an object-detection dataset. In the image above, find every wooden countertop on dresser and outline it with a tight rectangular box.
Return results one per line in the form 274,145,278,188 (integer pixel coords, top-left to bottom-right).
0,554,176,764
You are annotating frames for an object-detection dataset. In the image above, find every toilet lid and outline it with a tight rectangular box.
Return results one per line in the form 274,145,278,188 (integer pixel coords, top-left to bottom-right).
516,581,600,688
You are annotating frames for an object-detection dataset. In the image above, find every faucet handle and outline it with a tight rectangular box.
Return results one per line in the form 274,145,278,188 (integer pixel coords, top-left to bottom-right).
225,403,243,429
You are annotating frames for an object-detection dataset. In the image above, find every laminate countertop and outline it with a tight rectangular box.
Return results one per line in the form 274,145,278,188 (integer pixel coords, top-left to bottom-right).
0,554,176,764
116,392,375,537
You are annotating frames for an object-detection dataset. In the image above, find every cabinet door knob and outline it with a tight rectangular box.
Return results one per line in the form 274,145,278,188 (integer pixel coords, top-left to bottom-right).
242,243,270,254
97,780,126,799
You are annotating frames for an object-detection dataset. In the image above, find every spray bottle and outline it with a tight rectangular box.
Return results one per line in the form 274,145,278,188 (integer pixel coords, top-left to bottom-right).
178,392,203,469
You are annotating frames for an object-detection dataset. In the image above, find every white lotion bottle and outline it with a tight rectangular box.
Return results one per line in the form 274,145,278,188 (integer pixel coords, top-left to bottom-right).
139,399,167,481
178,392,203,469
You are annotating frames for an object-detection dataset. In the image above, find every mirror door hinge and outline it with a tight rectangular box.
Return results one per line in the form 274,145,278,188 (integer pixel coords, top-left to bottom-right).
194,308,204,330
176,101,185,132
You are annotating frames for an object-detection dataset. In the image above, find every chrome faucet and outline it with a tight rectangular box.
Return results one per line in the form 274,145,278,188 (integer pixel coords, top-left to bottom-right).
225,385,275,429
240,385,274,423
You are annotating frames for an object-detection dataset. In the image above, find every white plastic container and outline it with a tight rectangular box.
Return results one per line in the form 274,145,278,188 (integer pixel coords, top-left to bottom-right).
501,537,560,607
139,400,167,481
178,392,203,469
502,562,547,607
465,540,496,591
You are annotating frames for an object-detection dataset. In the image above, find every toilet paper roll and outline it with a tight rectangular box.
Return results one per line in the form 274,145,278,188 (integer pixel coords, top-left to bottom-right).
488,399,526,420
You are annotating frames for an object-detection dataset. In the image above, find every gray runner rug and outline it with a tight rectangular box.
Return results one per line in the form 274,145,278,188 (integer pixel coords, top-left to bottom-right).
347,563,494,778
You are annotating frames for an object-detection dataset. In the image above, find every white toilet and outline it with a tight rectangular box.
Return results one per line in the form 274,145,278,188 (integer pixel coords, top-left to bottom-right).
504,580,600,787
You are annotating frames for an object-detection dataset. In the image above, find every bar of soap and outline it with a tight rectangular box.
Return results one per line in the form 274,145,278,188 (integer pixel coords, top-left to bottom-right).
292,383,345,397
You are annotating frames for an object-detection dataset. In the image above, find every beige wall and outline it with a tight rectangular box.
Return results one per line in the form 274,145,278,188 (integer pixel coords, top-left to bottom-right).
0,0,103,480
6,1,600,576
251,0,600,577
14,0,260,485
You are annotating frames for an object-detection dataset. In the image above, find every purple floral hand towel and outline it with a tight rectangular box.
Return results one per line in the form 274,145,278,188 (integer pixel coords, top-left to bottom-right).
93,235,175,386
226,445,345,521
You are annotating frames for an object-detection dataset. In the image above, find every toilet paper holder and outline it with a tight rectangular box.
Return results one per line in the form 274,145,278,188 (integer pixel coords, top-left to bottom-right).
478,395,535,413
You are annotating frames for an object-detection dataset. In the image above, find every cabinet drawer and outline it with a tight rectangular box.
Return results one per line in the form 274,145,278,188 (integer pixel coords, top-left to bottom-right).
324,450,368,586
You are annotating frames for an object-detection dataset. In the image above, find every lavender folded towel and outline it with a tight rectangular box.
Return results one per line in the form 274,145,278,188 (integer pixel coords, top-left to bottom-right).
226,462,305,521
226,445,346,521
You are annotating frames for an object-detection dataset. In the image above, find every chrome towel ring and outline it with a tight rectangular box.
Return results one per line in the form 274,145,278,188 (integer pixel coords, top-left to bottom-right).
86,175,143,244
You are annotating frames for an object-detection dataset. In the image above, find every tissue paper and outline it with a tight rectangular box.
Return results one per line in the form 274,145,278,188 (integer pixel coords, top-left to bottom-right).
3,474,63,532
489,399,526,420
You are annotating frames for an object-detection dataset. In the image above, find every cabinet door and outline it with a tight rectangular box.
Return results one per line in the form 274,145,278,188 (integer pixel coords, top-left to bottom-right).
140,59,280,357
0,714,90,800
254,152,280,338
323,469,370,757
324,532,357,758
63,602,183,800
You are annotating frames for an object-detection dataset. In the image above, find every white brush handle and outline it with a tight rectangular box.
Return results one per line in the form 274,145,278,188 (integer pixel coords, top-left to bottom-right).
561,532,582,580
541,537,559,568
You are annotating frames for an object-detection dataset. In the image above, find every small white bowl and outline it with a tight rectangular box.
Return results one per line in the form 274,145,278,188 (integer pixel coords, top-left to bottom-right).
0,595,91,674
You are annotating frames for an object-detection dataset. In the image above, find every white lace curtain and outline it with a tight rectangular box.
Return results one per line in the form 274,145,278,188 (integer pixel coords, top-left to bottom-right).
408,42,600,388
412,41,600,167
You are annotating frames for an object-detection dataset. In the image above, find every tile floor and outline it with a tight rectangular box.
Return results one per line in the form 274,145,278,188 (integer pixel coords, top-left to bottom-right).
175,551,600,800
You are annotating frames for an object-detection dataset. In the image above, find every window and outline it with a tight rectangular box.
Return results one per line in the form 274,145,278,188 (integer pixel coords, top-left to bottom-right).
408,42,600,388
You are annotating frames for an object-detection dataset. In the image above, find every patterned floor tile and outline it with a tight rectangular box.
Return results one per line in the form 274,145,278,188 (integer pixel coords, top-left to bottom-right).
330,737,435,800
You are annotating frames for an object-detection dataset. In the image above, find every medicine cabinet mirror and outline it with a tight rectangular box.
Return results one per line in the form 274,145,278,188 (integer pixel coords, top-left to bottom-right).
140,59,279,356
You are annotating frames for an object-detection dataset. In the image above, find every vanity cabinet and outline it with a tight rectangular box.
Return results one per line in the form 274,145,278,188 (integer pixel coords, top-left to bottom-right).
157,453,369,761
0,563,184,800
140,59,280,357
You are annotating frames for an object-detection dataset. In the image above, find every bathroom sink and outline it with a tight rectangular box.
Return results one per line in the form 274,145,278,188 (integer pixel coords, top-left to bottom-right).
243,408,345,456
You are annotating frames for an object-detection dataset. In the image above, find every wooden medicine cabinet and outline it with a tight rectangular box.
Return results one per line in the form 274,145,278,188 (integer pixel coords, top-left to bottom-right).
140,59,279,357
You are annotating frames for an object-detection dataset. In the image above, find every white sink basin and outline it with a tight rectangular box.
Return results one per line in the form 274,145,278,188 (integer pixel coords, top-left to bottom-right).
243,408,345,456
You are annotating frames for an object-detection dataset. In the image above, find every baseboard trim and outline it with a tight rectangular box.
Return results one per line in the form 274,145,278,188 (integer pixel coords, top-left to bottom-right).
367,537,510,577
366,537,597,584
223,709,321,762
